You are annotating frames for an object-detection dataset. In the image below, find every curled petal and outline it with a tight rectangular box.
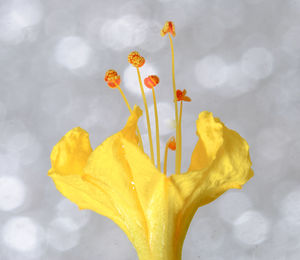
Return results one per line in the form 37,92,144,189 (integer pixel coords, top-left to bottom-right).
170,112,253,251
49,127,92,176
176,111,253,204
189,112,224,171
48,128,125,227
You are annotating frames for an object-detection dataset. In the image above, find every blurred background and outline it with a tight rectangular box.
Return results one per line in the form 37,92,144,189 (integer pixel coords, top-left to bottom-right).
0,0,300,259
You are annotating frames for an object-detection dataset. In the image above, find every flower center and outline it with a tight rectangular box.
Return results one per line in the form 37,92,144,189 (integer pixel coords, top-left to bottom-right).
104,21,191,175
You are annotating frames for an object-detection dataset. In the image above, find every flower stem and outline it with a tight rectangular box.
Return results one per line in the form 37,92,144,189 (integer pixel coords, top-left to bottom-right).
168,33,180,174
136,68,154,163
115,83,144,152
152,88,161,171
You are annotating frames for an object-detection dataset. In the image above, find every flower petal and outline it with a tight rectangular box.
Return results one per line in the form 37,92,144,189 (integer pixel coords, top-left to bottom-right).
82,106,168,258
49,127,92,176
169,112,253,251
173,114,253,207
48,128,124,227
188,111,224,171
49,106,175,258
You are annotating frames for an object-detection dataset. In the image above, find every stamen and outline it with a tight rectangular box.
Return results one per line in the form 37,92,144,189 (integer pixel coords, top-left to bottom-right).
128,52,155,164
105,69,144,151
162,22,181,174
176,89,191,173
144,75,161,171
163,136,176,175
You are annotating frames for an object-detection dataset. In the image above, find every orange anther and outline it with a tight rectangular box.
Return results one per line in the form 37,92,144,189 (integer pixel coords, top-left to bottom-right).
104,69,120,88
128,51,145,68
176,89,191,102
161,21,176,37
144,75,160,89
168,137,176,151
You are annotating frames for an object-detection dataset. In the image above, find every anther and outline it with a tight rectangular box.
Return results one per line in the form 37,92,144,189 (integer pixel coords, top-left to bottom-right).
176,89,191,102
104,69,120,88
168,137,176,151
130,51,154,163
128,51,145,68
144,75,160,89
161,21,176,37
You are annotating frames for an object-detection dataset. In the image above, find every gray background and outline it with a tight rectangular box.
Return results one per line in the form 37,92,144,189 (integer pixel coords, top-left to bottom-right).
0,0,300,259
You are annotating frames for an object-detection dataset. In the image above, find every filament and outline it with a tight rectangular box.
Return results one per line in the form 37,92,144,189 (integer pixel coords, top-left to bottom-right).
168,33,180,174
152,87,161,171
178,101,183,169
163,141,168,175
116,85,131,112
136,68,155,163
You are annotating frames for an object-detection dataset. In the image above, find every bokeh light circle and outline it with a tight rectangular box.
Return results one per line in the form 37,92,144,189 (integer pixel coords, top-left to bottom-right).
0,176,26,211
281,189,300,226
100,15,148,50
234,211,269,245
148,102,175,136
47,217,81,251
217,190,253,224
56,199,91,229
241,47,274,80
195,55,228,89
55,36,92,70
2,216,44,252
123,63,157,96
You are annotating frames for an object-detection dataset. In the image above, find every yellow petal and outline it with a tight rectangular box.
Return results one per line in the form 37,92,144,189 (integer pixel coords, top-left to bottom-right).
189,111,224,171
48,127,126,231
83,106,175,259
49,127,92,176
170,111,253,253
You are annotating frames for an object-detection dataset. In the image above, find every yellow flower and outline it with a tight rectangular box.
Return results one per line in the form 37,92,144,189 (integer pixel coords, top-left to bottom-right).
48,21,253,260
48,106,253,259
